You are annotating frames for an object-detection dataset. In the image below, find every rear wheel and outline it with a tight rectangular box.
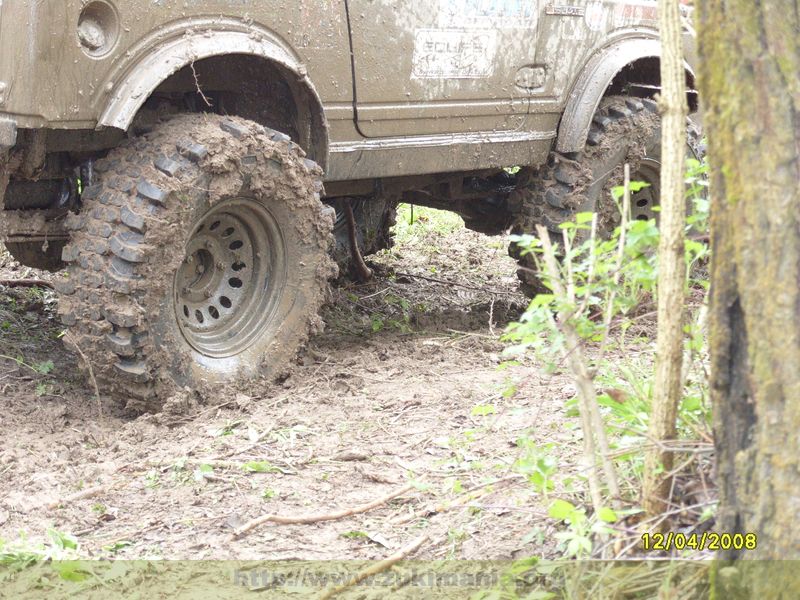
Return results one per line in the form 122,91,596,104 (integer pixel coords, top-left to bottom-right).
510,95,701,296
56,114,336,411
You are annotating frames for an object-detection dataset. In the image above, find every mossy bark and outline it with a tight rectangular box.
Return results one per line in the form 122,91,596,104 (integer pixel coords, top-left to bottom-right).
698,0,800,566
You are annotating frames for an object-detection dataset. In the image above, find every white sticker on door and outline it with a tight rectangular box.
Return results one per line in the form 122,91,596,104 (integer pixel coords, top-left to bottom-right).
412,29,498,79
437,0,537,29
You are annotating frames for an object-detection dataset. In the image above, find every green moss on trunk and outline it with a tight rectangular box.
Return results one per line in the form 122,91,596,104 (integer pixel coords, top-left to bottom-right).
699,0,800,570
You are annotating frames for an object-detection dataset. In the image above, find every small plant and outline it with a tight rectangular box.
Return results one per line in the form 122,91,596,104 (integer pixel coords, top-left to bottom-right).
193,463,214,482
0,528,81,573
503,159,711,560
548,499,616,558
513,441,558,494
392,204,465,245
144,469,161,489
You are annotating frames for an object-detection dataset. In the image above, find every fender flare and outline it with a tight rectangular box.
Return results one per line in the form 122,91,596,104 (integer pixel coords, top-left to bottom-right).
97,19,329,165
556,37,695,153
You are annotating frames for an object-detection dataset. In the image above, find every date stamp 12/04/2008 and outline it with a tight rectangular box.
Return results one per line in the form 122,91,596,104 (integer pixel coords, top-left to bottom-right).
641,532,757,552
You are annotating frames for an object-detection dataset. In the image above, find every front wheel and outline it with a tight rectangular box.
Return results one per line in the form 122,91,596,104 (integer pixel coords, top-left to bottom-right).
57,114,336,411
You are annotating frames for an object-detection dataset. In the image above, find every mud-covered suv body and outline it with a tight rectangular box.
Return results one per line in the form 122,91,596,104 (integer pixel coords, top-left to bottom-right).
0,1,699,409
0,1,696,187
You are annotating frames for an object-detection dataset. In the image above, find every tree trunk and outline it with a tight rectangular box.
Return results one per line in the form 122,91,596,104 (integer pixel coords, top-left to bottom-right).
698,0,800,566
642,0,688,522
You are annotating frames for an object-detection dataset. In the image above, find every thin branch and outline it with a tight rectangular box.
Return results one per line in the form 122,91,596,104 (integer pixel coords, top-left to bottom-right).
190,62,213,107
536,225,606,513
392,271,518,296
0,279,53,289
47,483,111,510
63,332,102,418
317,534,429,600
230,483,417,540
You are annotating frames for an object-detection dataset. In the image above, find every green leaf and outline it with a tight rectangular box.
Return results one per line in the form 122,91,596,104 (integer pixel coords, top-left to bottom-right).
193,463,214,482
340,530,368,539
242,461,279,473
681,396,702,412
471,404,496,417
598,507,618,523
102,540,132,554
53,561,90,582
548,499,576,521
48,529,78,551
35,360,55,375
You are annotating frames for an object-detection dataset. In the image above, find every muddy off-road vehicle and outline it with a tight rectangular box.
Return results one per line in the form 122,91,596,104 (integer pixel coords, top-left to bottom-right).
0,1,699,410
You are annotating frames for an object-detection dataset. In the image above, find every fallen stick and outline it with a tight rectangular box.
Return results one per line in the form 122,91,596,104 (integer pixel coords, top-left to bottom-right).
230,483,416,540
0,279,53,289
316,533,429,600
147,457,294,475
47,484,109,510
391,475,522,525
393,271,517,296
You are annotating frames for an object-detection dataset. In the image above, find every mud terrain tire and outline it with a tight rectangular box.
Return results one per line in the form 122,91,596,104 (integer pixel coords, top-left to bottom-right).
510,95,701,297
57,114,335,411
5,240,66,272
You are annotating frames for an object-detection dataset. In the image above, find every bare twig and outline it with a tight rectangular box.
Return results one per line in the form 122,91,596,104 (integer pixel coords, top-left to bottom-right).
317,534,429,600
391,475,522,525
0,278,53,289
190,61,213,107
574,214,599,319
343,200,373,282
0,354,44,375
230,483,417,539
393,271,517,296
537,225,619,511
47,483,110,510
62,332,102,418
488,294,496,335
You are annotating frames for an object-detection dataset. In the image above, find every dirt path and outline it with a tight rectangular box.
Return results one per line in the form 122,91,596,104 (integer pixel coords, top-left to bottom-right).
0,216,580,561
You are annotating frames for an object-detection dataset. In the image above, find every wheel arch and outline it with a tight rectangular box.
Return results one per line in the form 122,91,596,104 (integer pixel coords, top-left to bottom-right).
97,22,329,167
556,37,698,154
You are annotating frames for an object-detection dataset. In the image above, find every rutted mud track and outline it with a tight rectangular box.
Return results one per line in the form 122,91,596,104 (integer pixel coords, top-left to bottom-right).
0,222,580,561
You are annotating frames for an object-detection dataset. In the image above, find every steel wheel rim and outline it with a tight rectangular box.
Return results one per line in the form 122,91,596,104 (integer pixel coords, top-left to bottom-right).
631,159,661,222
174,197,286,358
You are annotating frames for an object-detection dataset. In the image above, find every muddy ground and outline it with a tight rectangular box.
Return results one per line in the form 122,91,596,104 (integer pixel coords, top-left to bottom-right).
0,212,584,563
